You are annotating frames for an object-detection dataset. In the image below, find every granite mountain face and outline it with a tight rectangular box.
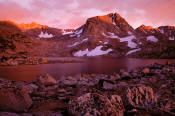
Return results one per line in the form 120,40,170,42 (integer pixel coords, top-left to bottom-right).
0,12,175,59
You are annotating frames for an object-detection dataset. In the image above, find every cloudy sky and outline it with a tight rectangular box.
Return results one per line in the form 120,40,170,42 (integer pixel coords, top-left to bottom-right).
0,0,174,29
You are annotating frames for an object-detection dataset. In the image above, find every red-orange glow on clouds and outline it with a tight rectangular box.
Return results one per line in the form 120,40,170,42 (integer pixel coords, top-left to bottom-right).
0,0,174,29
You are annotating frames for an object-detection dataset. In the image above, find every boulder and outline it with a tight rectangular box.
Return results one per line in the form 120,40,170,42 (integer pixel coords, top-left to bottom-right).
0,85,33,112
120,69,131,79
125,85,157,110
36,74,57,86
99,79,116,90
68,93,125,116
58,76,77,87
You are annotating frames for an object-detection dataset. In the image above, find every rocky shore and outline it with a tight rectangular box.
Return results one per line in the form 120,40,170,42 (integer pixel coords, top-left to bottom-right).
0,57,48,66
0,62,175,116
0,57,86,66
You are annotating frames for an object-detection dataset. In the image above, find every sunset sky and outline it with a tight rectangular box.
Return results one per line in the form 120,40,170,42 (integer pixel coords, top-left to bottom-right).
0,0,174,29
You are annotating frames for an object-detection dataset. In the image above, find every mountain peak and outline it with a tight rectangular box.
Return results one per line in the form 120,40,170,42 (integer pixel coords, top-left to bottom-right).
136,24,158,34
75,12,135,37
17,22,48,30
139,25,154,30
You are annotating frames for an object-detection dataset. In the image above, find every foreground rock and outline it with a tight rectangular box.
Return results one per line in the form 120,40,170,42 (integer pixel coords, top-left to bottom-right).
0,85,33,112
0,63,175,115
35,73,57,86
125,85,157,110
0,57,48,66
68,93,125,116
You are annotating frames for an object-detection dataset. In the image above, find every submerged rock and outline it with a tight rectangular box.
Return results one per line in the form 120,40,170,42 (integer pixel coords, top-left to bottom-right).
68,93,125,116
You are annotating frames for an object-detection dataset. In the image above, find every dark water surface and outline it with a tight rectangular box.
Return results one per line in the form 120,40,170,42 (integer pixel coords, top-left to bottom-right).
0,57,175,82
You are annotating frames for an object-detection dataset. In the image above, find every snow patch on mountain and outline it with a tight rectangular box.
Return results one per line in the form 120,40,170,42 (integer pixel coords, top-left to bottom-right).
118,35,137,48
39,32,54,38
68,38,88,47
109,14,116,25
75,29,83,35
126,48,141,56
70,29,83,37
74,49,89,57
104,41,108,44
147,36,158,43
62,30,74,35
102,32,119,38
169,37,175,40
128,31,133,35
159,29,164,34
74,45,112,57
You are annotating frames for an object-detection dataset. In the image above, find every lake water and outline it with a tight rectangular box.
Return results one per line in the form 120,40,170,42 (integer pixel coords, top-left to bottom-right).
0,57,175,82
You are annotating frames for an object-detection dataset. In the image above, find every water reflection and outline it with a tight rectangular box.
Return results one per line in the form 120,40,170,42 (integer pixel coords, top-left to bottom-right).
0,58,175,82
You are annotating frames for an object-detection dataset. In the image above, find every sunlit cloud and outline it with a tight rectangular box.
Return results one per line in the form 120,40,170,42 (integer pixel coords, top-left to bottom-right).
0,0,174,29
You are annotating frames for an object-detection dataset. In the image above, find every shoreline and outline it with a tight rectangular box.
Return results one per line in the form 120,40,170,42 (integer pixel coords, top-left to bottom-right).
1,56,175,67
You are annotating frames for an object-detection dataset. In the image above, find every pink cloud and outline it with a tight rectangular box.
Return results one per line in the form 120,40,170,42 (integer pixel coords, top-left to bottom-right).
0,0,174,29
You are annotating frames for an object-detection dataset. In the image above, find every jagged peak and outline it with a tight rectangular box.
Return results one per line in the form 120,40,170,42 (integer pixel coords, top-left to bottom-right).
137,25,154,30
75,12,135,37
18,22,48,30
158,25,175,30
86,12,124,25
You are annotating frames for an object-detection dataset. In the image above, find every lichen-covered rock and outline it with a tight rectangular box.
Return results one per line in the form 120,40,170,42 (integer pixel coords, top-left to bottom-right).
68,93,125,116
36,74,57,86
0,85,33,112
125,85,157,109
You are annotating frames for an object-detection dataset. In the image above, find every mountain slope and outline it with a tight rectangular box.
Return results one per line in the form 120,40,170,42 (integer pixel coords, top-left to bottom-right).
61,13,175,58
63,13,137,57
0,21,36,59
1,12,175,58
0,21,73,60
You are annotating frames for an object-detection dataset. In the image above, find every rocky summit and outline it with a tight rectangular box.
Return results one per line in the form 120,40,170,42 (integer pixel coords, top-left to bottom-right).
0,63,175,116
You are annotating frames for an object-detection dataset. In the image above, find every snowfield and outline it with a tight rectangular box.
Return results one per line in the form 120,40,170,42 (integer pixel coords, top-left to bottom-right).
70,29,83,37
68,38,88,47
128,31,133,35
39,32,54,38
74,45,113,57
62,30,74,35
169,37,175,40
102,32,119,38
126,48,141,56
159,29,164,34
147,36,158,43
118,35,137,48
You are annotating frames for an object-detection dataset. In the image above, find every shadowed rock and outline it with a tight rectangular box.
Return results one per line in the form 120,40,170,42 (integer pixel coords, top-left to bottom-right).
0,85,33,112
35,74,57,86
68,93,125,116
